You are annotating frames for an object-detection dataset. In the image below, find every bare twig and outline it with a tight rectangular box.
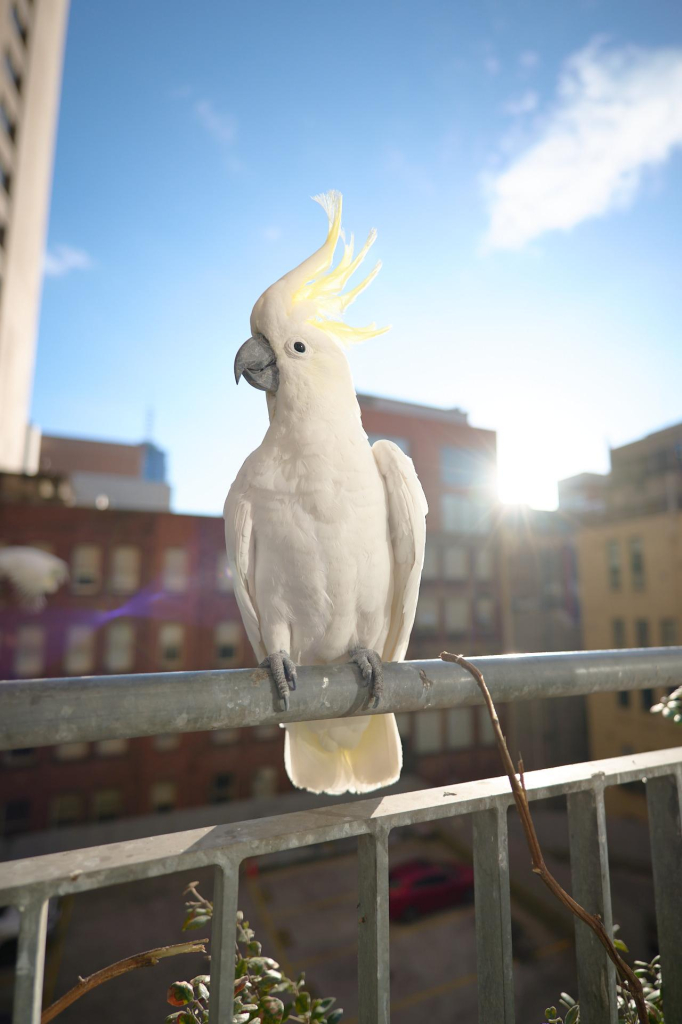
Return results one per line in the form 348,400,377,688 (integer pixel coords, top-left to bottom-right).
440,650,648,1024
41,938,209,1023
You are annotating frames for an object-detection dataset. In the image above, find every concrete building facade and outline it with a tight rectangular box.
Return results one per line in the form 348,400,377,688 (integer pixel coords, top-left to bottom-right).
0,0,70,473
573,422,682,815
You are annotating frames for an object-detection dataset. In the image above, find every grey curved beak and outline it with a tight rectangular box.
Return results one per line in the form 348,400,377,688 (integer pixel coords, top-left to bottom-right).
234,335,279,393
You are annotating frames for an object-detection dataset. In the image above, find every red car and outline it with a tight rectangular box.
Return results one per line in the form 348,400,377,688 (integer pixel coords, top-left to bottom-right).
388,859,474,922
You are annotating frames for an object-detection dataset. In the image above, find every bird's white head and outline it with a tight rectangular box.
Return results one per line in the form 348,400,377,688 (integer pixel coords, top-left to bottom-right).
234,192,388,412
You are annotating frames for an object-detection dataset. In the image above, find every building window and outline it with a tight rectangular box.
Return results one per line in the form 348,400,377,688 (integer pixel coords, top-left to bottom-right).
159,623,184,670
2,748,36,768
635,619,650,648
211,728,240,745
641,688,655,710
210,772,235,804
415,594,439,630
366,433,410,455
215,621,241,668
446,708,473,749
440,446,491,487
153,734,180,752
630,538,645,591
94,738,129,757
475,596,495,631
443,545,468,581
0,101,15,141
1,798,30,836
607,541,621,591
71,544,102,594
414,710,442,753
163,548,188,592
612,619,626,649
216,552,233,591
14,625,44,677
251,766,277,799
0,159,9,195
444,596,468,633
92,789,123,822
10,6,27,45
103,621,135,672
617,691,630,708
110,546,140,594
474,548,494,581
55,742,89,761
4,51,21,93
442,495,491,535
478,707,495,745
421,543,439,581
661,619,678,646
150,781,177,813
64,625,95,675
50,793,84,828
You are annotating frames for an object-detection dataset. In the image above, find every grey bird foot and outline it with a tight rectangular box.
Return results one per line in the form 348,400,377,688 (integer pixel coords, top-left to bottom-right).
260,650,297,711
349,647,384,708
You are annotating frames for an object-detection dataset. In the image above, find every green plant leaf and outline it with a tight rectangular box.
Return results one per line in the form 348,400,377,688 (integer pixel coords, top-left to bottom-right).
167,981,195,1007
327,1011,344,1024
184,914,211,931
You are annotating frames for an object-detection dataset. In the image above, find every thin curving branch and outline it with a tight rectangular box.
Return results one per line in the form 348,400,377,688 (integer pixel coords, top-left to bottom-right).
41,938,209,1023
440,650,648,1024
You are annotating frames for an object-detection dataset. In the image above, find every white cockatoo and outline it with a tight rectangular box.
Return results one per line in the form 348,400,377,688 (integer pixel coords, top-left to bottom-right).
0,546,68,610
224,191,427,795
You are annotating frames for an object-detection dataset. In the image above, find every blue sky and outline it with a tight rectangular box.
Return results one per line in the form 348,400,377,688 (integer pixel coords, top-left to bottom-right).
34,0,682,513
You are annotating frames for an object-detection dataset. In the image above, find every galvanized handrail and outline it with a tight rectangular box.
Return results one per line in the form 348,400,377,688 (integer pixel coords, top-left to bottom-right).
2,649,682,1024
2,647,681,749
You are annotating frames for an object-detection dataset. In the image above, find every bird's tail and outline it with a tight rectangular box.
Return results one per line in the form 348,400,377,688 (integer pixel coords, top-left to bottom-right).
283,714,402,796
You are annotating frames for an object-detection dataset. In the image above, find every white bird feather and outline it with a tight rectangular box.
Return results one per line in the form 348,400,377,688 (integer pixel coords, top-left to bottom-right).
225,192,427,795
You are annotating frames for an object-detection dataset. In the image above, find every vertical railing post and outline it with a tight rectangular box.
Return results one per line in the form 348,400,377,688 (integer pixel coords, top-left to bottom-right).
13,898,49,1024
210,857,240,1024
357,828,390,1024
472,806,515,1024
567,784,617,1024
647,770,682,1023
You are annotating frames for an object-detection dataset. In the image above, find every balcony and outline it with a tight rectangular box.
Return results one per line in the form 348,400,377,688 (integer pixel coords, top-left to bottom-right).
1,647,682,1023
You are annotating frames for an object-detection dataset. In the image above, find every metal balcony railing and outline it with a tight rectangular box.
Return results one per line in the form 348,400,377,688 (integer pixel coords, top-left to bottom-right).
1,648,682,1024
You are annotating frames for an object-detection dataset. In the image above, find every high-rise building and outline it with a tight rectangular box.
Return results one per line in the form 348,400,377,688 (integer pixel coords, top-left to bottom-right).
0,0,70,473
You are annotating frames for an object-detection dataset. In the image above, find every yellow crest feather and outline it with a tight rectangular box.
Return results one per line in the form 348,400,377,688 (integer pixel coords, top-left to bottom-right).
291,191,389,346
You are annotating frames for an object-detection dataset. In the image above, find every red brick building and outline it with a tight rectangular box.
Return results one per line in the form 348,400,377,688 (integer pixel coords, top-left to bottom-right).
1,396,505,835
358,395,503,785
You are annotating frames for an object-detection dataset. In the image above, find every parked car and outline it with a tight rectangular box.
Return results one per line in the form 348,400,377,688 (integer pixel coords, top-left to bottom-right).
388,858,474,922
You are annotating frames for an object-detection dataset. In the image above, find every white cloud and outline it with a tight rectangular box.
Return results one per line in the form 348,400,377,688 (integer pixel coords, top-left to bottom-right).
484,40,682,250
194,99,236,145
503,90,538,116
44,245,93,278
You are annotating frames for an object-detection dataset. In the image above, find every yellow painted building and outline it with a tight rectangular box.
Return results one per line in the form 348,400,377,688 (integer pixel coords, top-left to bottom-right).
577,510,682,816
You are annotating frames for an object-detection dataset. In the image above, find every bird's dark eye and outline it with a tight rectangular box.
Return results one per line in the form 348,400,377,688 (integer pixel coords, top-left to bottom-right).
293,341,306,353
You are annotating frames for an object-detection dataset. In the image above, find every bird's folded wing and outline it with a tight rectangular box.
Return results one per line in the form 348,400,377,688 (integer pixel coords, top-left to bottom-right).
372,440,428,662
223,492,267,663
